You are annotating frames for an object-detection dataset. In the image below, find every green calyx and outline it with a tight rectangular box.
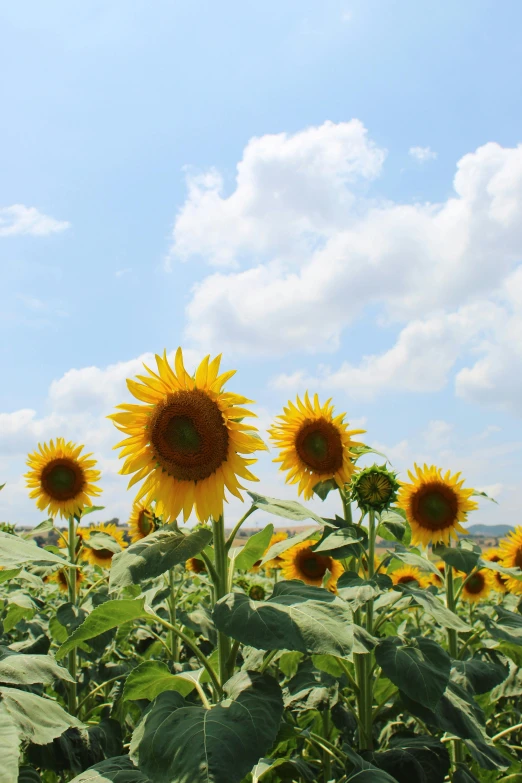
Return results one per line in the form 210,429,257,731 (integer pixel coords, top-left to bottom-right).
351,464,400,512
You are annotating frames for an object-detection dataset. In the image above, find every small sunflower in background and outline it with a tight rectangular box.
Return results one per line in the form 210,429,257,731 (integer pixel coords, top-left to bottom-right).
430,561,446,587
45,567,84,593
254,531,288,573
186,557,206,574
25,438,102,519
82,522,127,568
397,464,477,547
352,465,400,513
58,525,90,555
280,539,344,591
498,527,522,594
483,548,509,594
128,502,159,543
459,569,493,603
269,393,365,500
249,584,266,601
390,565,430,588
110,348,266,523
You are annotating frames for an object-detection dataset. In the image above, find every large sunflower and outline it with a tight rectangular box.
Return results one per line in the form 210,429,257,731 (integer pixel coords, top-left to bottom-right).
25,438,102,519
498,527,522,594
483,548,509,594
390,565,429,589
110,349,265,523
459,569,493,604
128,502,158,543
82,523,127,568
269,393,366,500
280,539,344,591
397,464,478,547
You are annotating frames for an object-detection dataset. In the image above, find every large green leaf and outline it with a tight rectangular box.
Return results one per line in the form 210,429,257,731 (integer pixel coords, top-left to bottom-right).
387,548,441,576
377,510,411,546
69,756,150,782
85,532,122,554
123,661,196,701
56,598,149,660
375,637,450,708
463,739,510,771
401,681,486,742
451,654,508,695
0,701,20,783
337,572,393,611
0,531,72,568
130,671,284,783
345,748,400,782
259,529,319,567
284,660,338,712
312,526,366,559
109,527,212,591
483,606,522,646
214,581,354,657
234,524,274,571
367,736,450,783
0,687,82,745
432,543,480,574
247,492,328,526
0,652,73,685
399,585,470,631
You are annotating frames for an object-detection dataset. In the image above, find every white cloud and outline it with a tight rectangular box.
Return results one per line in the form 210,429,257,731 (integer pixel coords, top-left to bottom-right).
168,120,386,268
0,205,70,237
409,145,437,162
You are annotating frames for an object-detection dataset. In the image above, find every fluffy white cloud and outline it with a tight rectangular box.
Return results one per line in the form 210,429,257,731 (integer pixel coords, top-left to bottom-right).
168,120,386,268
409,145,437,162
0,205,70,237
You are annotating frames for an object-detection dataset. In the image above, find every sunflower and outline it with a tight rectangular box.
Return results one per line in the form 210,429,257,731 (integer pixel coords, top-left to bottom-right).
249,584,266,601
25,438,102,519
45,567,85,593
459,569,493,603
430,561,446,587
352,465,400,512
390,565,430,589
498,527,522,594
186,557,206,574
397,464,478,547
280,539,344,591
128,502,158,543
82,523,127,568
110,349,265,523
269,393,366,501
483,548,509,594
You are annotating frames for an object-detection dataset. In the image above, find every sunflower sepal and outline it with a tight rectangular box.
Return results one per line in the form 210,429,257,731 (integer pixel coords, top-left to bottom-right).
351,465,400,513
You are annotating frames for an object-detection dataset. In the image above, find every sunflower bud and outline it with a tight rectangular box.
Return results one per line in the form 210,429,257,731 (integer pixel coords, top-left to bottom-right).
351,465,399,512
249,584,266,601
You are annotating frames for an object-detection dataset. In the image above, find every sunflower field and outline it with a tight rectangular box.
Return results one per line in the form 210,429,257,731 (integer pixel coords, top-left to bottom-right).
1,348,522,783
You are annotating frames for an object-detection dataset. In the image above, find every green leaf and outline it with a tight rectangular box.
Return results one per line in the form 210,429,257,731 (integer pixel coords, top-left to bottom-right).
368,736,450,783
337,572,393,611
312,478,338,501
345,748,400,782
259,528,319,566
56,598,149,660
432,543,480,574
377,510,412,545
453,770,480,783
0,687,82,745
399,585,470,631
0,568,21,584
351,444,390,462
85,532,122,554
0,652,73,685
123,661,195,701
483,606,522,646
17,767,42,783
79,506,106,517
452,655,508,695
388,548,441,576
0,701,21,783
247,492,328,526
130,671,284,783
69,756,150,782
479,557,522,580
213,580,354,657
401,681,486,742
234,524,274,571
463,739,510,771
312,526,366,558
375,637,450,708
23,519,54,537
0,531,73,568
109,527,212,591
472,489,498,503
284,660,338,712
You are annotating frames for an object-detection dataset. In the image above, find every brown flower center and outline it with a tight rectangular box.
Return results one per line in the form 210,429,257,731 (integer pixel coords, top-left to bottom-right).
358,473,393,504
295,419,343,473
41,458,85,501
296,548,332,580
465,572,486,595
397,574,417,585
188,558,206,574
149,390,229,482
411,481,459,531
138,509,154,537
515,548,522,570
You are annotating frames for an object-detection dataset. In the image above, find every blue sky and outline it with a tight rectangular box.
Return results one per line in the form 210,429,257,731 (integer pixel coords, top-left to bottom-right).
1,0,521,527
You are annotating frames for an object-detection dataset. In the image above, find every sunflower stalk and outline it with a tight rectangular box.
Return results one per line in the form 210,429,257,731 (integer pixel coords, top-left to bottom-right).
445,563,465,766
67,515,78,716
212,515,232,687
168,567,180,663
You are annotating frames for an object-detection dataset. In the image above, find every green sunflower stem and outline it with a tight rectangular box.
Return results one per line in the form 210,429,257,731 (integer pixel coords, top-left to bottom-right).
445,563,464,766
340,488,353,525
212,516,232,687
168,567,179,663
67,515,78,716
